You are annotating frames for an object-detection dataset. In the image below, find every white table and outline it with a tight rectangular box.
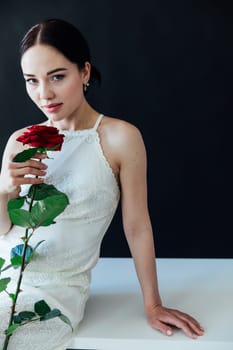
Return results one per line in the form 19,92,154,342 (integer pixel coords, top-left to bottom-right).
67,258,233,350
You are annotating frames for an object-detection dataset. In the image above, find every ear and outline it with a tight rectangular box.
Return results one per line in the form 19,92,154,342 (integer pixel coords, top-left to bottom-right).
81,61,91,84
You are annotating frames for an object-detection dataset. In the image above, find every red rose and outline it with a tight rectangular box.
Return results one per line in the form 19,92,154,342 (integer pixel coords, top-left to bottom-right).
16,125,64,151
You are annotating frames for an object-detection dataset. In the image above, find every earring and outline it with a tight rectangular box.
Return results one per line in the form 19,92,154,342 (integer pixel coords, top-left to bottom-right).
84,82,90,92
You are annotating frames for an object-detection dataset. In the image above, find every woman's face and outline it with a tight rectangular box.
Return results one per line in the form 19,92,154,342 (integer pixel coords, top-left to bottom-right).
21,44,90,123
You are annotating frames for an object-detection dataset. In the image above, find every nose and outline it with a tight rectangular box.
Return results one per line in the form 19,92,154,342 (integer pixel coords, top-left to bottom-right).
39,82,55,100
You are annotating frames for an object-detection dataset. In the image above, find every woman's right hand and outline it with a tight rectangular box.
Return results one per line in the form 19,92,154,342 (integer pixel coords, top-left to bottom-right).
0,152,48,198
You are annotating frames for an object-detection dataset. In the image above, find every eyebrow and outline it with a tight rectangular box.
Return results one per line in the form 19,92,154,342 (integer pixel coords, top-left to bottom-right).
23,68,68,77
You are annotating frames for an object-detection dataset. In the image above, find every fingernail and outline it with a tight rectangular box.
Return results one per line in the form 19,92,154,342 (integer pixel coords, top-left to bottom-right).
192,333,198,339
167,330,172,336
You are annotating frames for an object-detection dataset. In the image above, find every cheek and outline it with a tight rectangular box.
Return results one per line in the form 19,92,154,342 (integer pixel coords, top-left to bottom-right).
63,79,83,98
26,86,37,102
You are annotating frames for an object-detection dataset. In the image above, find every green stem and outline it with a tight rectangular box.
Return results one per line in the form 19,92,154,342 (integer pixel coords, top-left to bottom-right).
2,231,29,349
2,181,38,350
20,317,41,326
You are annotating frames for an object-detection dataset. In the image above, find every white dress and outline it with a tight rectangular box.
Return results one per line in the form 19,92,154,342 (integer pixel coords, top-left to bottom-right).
0,114,120,350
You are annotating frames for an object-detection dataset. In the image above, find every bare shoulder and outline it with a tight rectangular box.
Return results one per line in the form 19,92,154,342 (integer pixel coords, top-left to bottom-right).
99,116,146,168
100,116,144,146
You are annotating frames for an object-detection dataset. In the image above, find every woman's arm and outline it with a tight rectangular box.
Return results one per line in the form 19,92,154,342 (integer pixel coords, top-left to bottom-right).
116,122,204,339
0,129,47,235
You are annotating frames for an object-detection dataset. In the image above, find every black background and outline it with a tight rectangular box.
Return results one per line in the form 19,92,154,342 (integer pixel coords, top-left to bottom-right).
0,1,231,258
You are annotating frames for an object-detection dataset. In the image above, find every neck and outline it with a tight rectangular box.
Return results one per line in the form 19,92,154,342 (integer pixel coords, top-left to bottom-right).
48,101,99,131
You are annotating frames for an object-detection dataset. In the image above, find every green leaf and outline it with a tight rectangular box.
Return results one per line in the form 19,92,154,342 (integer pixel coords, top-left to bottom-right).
12,148,39,162
0,257,5,270
8,208,33,227
35,147,46,153
59,314,73,331
9,293,16,302
34,300,51,316
7,197,25,210
30,201,55,226
18,311,36,321
0,277,11,293
8,188,69,228
10,255,23,268
30,194,69,227
28,183,67,201
13,315,22,324
40,308,61,321
6,323,20,335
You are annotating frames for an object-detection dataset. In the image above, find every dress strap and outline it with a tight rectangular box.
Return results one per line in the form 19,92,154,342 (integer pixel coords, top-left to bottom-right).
93,114,104,131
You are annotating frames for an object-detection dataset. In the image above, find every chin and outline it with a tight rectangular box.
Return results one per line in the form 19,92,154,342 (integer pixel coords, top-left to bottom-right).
47,114,64,122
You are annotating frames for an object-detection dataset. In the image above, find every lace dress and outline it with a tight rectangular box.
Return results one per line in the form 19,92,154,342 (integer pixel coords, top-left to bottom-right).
0,114,120,350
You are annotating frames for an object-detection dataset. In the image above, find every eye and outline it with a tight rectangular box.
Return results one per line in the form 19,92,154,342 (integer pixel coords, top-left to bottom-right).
25,78,38,85
51,74,65,81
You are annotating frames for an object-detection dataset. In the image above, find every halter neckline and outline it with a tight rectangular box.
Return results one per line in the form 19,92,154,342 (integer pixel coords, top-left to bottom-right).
47,114,104,133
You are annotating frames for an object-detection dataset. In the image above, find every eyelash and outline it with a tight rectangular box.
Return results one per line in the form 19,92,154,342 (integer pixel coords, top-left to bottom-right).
52,74,65,81
25,75,65,85
26,78,37,85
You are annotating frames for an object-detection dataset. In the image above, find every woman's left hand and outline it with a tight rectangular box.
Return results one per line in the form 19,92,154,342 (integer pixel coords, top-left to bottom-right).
146,304,205,339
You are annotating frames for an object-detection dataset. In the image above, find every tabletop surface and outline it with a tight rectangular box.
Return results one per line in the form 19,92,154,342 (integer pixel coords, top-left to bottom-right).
67,258,233,350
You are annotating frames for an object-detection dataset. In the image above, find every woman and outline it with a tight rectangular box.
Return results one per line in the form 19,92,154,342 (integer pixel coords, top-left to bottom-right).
0,18,204,349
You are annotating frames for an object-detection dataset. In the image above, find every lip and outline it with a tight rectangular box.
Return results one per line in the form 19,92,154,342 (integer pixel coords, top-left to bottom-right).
42,103,63,113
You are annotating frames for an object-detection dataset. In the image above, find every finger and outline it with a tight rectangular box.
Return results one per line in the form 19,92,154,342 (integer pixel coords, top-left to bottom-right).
165,316,199,339
11,176,45,186
172,310,204,335
10,159,48,170
9,152,47,161
31,152,48,160
170,309,203,329
8,172,45,186
9,163,47,179
148,317,173,337
153,310,199,339
11,167,47,178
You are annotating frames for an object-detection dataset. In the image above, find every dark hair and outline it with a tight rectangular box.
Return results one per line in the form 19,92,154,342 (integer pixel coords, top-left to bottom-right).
20,18,101,89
